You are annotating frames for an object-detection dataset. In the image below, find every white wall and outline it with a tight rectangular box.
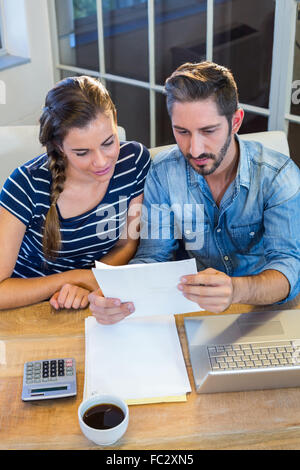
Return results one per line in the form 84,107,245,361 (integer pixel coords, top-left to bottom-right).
0,0,55,126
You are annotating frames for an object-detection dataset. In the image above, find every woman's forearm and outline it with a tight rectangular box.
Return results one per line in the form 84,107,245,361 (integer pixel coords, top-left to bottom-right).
0,268,98,310
99,193,142,267
100,239,139,266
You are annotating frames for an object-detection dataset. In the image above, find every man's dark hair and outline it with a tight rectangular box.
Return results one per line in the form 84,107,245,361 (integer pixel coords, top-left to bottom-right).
165,61,239,124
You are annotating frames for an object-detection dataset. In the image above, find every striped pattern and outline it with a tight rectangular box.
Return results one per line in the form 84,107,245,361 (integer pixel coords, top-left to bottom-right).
0,141,150,278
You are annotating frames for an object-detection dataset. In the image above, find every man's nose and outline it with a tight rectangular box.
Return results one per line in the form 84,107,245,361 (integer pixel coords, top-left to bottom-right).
189,134,205,158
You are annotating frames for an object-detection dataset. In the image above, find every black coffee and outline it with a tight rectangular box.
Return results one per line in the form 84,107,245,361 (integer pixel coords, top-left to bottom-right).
83,403,125,430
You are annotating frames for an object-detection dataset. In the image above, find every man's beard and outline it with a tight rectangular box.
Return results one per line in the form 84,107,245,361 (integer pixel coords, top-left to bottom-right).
185,132,232,176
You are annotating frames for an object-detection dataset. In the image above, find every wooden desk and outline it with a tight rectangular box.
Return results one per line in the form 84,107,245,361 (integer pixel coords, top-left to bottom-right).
1,296,300,450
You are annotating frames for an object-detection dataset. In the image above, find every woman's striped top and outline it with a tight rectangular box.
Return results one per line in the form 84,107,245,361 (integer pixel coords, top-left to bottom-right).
0,141,151,278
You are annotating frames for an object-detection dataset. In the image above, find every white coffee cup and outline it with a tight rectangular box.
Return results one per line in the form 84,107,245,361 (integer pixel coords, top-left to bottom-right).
78,394,129,446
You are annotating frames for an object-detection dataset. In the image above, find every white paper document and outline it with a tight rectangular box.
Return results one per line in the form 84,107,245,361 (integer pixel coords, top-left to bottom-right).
84,315,191,403
92,258,202,317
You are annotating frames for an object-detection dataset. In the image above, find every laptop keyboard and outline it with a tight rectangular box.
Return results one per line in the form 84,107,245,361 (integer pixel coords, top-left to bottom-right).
207,340,300,371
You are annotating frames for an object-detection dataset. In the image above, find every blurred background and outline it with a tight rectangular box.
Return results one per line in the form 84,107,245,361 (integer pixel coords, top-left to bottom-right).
0,0,299,166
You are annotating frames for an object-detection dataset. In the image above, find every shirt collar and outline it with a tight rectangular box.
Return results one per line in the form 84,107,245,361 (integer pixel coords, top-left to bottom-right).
236,134,251,189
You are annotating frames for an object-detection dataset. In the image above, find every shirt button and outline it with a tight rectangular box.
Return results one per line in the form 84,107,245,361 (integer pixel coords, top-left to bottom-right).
224,255,229,261
249,231,255,236
217,228,221,233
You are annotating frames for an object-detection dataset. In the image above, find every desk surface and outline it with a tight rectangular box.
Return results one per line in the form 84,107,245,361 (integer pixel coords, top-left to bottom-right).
1,296,300,450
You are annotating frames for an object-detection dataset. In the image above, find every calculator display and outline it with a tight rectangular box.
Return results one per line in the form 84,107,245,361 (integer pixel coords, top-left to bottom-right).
31,386,68,393
22,358,77,401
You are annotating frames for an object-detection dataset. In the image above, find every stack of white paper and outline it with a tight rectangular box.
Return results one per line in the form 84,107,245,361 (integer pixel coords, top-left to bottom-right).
84,315,191,404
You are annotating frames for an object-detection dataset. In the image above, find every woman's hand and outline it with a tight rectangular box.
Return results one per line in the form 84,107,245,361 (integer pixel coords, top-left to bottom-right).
50,283,90,310
88,288,135,325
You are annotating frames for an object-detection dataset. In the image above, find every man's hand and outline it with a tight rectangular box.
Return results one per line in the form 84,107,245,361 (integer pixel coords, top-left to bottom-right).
178,267,235,313
50,283,90,310
88,288,135,325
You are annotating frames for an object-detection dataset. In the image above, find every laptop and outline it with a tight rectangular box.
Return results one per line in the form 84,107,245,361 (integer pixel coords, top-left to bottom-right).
184,309,300,394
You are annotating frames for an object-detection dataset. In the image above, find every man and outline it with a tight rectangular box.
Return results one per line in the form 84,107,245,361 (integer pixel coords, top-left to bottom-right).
89,61,300,324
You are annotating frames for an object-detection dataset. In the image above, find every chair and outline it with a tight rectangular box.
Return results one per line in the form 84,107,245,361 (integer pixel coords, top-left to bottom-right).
0,125,126,189
239,131,290,156
149,130,290,159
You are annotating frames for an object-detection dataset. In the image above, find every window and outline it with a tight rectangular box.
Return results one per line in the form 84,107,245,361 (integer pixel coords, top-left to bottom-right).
0,1,6,55
0,0,31,69
287,2,300,164
49,0,300,166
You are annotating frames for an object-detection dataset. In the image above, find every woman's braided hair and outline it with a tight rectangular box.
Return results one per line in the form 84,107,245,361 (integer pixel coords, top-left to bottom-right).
39,76,116,260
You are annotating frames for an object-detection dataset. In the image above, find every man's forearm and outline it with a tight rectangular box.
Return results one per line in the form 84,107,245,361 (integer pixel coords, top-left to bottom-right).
232,269,290,305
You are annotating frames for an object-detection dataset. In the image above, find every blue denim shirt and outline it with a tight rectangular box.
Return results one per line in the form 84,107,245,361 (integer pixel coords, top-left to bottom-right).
131,136,300,303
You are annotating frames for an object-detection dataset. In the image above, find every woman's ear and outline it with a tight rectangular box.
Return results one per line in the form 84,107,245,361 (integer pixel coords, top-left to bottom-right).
52,140,64,156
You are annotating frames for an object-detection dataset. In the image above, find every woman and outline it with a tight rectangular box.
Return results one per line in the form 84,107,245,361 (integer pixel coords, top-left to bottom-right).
0,76,150,311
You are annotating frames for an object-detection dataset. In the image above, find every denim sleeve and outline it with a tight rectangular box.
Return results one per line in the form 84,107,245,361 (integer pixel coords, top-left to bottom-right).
129,162,178,264
262,163,300,303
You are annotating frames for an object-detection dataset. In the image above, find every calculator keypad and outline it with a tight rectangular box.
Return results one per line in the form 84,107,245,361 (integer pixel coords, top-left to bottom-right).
25,358,75,384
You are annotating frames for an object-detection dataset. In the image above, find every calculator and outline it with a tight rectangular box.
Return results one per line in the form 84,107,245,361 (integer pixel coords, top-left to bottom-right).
21,358,77,401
